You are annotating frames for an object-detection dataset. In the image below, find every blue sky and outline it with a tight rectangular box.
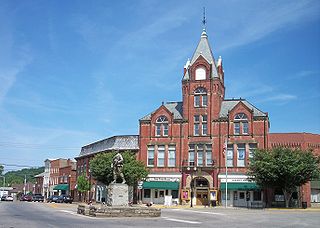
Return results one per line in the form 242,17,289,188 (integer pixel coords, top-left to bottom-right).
0,0,319,171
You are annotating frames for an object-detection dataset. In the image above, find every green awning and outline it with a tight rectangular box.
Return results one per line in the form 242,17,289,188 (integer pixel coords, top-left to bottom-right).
143,181,179,190
311,180,320,189
220,182,260,190
53,184,69,191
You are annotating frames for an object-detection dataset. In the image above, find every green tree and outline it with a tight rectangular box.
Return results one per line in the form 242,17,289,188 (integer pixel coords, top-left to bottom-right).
247,147,320,208
0,164,3,176
90,151,149,186
3,167,44,186
77,174,90,202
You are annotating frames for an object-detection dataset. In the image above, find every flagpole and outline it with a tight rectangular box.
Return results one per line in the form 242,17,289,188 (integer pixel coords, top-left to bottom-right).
225,137,228,208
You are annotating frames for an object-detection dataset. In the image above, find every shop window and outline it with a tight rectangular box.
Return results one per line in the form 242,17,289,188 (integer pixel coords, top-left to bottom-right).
159,191,165,197
239,192,245,199
234,191,238,200
172,190,179,198
253,191,261,201
154,189,158,198
144,189,151,198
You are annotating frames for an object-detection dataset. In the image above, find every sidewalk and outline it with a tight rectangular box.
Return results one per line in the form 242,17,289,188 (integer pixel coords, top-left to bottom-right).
46,201,320,212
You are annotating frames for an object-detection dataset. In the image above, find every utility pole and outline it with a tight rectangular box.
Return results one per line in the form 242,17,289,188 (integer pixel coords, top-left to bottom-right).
24,174,27,195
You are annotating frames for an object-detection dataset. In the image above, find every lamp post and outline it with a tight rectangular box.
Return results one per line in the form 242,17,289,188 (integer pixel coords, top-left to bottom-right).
88,169,91,203
68,174,71,196
224,137,228,208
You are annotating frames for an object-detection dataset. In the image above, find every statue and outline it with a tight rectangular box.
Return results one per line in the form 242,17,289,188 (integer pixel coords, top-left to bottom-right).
111,152,126,184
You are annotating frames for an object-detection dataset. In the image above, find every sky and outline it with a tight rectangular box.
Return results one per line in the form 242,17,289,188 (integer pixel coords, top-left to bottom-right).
0,0,319,171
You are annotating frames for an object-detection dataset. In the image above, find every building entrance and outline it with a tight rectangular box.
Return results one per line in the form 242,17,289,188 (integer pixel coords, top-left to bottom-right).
192,177,210,206
196,189,209,205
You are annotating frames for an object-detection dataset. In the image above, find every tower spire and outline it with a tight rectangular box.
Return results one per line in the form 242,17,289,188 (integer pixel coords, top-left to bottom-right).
202,7,206,32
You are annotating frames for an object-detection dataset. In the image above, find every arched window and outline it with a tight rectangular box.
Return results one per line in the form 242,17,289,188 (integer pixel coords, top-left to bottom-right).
194,87,207,107
155,116,169,136
234,113,249,135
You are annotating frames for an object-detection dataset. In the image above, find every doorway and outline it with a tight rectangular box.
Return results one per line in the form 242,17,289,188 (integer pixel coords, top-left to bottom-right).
196,190,209,206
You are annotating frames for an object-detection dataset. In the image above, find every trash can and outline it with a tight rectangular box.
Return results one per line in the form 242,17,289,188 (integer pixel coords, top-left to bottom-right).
302,202,307,209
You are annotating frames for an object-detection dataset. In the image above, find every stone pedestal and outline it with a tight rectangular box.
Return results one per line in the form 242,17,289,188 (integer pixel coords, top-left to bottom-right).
107,183,128,206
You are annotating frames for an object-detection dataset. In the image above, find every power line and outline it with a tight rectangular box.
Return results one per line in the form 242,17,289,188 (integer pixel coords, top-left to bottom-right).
0,141,79,150
0,163,40,168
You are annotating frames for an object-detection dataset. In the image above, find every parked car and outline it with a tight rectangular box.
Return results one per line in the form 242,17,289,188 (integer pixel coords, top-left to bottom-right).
5,195,13,201
56,195,73,204
47,195,59,203
32,194,44,202
20,194,32,202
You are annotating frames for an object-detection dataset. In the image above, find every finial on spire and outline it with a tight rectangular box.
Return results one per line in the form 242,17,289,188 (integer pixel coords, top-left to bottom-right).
202,7,206,31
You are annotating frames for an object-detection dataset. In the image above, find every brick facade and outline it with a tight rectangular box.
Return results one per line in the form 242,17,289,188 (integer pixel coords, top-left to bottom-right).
269,133,320,207
138,30,269,207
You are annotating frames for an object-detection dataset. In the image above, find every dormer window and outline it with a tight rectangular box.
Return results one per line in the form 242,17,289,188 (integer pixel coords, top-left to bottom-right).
195,66,206,80
194,87,207,107
155,116,169,136
234,113,249,135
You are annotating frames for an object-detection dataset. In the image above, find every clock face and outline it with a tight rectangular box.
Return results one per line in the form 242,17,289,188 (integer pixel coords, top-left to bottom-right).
195,67,206,80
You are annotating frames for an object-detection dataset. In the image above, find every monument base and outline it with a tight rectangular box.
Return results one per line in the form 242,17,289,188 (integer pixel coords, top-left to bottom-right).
107,183,128,207
77,204,161,217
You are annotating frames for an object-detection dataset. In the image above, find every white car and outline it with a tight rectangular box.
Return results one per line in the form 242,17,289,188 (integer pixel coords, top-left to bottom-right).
5,195,14,201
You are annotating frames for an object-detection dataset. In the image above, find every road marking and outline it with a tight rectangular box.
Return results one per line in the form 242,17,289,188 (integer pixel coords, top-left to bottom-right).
171,208,225,216
162,217,201,224
59,210,105,219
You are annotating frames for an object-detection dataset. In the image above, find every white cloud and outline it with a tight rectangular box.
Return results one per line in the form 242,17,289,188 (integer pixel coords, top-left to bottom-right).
258,94,297,104
217,0,319,51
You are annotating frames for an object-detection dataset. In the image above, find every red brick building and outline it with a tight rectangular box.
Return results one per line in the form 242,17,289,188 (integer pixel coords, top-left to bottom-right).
138,29,269,207
269,133,320,207
46,158,76,197
75,135,139,202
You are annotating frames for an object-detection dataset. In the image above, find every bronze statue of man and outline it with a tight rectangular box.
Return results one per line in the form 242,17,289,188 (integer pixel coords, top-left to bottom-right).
111,152,126,184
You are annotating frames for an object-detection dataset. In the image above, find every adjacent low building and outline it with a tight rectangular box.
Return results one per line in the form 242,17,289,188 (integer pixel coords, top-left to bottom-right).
75,135,139,202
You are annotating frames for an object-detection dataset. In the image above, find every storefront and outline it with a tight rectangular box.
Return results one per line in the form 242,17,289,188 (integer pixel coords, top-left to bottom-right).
141,174,180,205
219,174,263,207
311,180,320,206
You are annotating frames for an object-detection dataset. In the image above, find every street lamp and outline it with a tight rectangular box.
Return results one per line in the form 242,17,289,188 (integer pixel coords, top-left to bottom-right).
68,174,71,196
88,169,91,203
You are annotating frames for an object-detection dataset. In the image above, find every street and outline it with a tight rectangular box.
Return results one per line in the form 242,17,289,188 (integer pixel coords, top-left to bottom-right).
0,201,320,228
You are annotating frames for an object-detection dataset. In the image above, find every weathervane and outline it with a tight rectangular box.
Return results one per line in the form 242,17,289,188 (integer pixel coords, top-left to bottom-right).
202,7,206,31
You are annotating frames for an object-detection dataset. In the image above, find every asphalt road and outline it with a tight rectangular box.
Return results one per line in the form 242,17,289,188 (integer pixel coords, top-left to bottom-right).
1,201,320,228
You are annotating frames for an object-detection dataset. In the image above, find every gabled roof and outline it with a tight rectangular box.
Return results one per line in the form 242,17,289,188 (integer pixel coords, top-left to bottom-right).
183,30,218,79
219,99,267,118
140,102,183,121
78,135,139,158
